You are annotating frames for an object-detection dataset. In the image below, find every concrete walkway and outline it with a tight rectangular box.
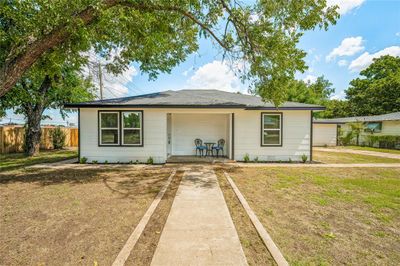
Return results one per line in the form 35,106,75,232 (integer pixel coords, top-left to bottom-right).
315,147,400,159
151,166,248,266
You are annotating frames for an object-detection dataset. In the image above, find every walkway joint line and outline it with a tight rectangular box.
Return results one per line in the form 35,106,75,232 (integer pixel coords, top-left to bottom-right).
224,171,289,266
112,169,177,266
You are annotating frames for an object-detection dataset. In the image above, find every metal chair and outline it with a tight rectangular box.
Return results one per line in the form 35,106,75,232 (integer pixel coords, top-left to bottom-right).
212,139,225,157
194,139,207,156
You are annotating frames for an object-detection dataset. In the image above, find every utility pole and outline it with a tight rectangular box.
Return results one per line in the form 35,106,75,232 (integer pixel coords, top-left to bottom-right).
98,63,104,100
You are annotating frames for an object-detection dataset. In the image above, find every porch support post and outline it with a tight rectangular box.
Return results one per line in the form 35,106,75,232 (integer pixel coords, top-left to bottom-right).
231,113,235,160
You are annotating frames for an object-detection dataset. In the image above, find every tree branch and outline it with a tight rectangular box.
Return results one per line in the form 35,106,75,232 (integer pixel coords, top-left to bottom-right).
0,0,228,97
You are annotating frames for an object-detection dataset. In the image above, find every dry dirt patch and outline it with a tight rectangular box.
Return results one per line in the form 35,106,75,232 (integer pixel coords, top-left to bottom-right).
0,166,173,265
125,170,184,265
226,167,400,265
215,169,275,265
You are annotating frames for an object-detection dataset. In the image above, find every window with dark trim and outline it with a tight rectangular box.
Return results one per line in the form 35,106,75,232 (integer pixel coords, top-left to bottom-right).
261,113,282,146
122,111,142,145
98,110,143,146
364,122,382,133
99,112,120,145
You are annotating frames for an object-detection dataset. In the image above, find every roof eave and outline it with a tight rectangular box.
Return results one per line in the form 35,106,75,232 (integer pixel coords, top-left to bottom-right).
245,106,326,111
63,104,247,109
313,121,346,124
64,103,326,110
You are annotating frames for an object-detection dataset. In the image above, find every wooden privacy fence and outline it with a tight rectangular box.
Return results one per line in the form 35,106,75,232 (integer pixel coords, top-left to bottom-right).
0,126,78,154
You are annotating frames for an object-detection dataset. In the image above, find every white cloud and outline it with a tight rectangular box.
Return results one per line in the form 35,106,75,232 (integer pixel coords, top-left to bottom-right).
338,59,348,67
327,0,365,15
396,32,400,37
182,67,194,77
102,66,137,98
349,46,400,72
314,54,322,62
81,49,137,99
326,36,364,61
185,60,246,93
303,74,317,84
330,90,346,100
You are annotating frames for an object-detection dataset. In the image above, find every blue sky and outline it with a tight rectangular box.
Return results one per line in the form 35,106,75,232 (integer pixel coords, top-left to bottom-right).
2,0,399,126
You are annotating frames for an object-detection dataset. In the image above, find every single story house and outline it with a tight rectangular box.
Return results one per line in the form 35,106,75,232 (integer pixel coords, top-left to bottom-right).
65,89,325,163
313,111,400,146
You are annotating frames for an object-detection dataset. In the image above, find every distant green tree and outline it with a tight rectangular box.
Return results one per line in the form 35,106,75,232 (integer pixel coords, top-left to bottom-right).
346,55,400,116
0,59,94,156
286,76,335,105
319,99,351,118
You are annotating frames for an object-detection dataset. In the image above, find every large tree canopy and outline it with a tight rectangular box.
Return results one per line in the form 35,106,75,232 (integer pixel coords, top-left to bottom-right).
346,55,400,116
0,0,338,104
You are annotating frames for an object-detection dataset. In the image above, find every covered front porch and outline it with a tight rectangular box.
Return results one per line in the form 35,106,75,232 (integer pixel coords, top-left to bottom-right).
166,112,234,160
166,155,235,163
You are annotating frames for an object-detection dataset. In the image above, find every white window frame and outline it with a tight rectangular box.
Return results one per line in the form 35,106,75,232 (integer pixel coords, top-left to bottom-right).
121,111,142,146
99,111,120,146
261,113,282,146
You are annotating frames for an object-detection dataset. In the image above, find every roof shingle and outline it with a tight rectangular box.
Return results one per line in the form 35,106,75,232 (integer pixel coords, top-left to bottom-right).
64,89,325,110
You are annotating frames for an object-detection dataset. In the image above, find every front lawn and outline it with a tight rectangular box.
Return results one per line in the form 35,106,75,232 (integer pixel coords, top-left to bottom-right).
0,150,77,171
225,167,400,265
342,146,400,155
0,166,172,265
313,150,400,164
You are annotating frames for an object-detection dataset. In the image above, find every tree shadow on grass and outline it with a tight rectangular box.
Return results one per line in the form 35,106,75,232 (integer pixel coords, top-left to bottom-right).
0,167,168,186
0,168,112,185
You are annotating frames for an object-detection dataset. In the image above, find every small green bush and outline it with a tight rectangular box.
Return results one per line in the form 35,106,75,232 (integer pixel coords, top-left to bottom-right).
80,157,88,164
51,127,66,149
254,156,259,163
288,158,292,163
301,154,308,163
129,160,133,164
92,160,98,164
104,160,108,164
147,156,154,164
243,153,250,163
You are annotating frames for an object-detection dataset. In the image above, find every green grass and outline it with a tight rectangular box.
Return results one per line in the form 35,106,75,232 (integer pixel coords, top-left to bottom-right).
345,146,400,155
228,167,400,265
313,150,400,163
0,150,77,171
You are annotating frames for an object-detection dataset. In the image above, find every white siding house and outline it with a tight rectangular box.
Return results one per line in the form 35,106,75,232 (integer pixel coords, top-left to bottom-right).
67,90,324,163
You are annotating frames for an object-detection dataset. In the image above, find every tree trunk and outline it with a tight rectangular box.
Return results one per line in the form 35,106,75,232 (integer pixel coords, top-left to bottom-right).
23,76,51,156
24,108,43,156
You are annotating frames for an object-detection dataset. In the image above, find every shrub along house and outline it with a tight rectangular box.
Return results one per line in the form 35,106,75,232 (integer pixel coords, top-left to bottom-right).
64,89,324,163
313,111,400,148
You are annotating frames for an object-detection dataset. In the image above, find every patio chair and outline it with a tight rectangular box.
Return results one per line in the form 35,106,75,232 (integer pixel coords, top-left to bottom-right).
194,139,207,156
212,139,225,157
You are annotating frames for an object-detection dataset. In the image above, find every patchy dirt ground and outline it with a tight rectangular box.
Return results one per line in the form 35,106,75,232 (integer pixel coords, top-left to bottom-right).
226,167,400,265
126,170,183,265
0,166,173,265
216,170,275,266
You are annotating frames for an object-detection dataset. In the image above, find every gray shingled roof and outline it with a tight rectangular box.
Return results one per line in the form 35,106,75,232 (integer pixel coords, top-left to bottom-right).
314,111,400,124
64,89,325,110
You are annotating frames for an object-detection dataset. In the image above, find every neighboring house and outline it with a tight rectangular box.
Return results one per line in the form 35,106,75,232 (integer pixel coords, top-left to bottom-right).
64,89,324,163
313,111,400,146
